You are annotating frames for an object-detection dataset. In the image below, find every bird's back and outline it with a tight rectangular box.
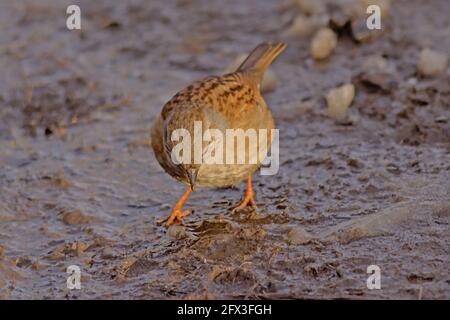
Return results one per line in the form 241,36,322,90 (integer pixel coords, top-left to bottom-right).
151,42,286,187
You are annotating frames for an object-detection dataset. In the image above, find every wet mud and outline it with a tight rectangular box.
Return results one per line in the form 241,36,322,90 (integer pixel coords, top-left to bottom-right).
0,0,449,299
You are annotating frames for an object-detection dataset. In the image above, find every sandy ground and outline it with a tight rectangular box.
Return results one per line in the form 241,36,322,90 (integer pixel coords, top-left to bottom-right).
0,0,449,299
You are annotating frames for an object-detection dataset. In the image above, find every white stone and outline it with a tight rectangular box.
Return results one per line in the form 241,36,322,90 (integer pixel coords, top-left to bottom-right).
417,48,448,77
326,83,355,120
310,28,338,60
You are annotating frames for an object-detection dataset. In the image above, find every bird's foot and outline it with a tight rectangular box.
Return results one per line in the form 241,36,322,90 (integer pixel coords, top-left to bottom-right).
231,193,257,213
156,209,190,226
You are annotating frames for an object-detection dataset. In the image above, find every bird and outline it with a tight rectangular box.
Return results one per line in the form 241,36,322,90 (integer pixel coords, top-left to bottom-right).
151,42,287,225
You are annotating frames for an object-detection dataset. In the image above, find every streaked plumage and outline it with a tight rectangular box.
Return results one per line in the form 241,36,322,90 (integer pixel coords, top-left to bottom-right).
151,42,287,225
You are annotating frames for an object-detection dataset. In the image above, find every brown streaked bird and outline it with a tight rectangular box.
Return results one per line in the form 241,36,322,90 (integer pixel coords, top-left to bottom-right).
151,42,287,225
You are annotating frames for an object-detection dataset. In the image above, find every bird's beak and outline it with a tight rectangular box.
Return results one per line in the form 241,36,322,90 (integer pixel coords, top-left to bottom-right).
187,169,198,191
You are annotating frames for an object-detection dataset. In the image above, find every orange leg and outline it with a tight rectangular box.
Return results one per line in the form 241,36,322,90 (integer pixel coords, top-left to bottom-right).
159,186,192,226
231,176,256,213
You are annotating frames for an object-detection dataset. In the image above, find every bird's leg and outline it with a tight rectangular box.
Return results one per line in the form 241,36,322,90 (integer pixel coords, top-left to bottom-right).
158,186,192,226
231,176,257,213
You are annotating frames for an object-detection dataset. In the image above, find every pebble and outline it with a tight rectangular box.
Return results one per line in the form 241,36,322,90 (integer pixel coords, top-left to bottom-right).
101,247,116,259
326,83,355,120
417,48,448,77
435,116,448,124
342,0,390,42
359,56,397,93
167,225,187,239
287,227,312,245
343,0,391,18
61,209,93,225
310,28,338,60
362,55,389,74
358,72,397,93
351,17,379,42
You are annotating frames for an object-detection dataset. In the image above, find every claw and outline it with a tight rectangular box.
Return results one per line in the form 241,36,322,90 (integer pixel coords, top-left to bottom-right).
166,209,190,225
231,195,256,213
156,186,192,226
231,176,257,213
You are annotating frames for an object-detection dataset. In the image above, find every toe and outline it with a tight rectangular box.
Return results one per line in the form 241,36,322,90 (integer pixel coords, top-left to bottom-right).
166,209,190,226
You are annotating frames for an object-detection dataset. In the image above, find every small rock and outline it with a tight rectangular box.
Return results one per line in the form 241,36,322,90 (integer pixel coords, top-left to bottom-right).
167,225,187,239
358,72,397,93
359,56,397,92
435,116,448,124
417,48,448,77
343,0,391,18
287,227,312,245
101,247,116,259
310,28,338,60
386,163,401,175
326,83,355,120
362,55,389,74
159,203,171,210
351,17,382,42
60,209,93,225
349,0,390,42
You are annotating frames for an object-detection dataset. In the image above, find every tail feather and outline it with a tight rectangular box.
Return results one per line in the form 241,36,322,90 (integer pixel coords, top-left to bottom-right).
237,42,287,81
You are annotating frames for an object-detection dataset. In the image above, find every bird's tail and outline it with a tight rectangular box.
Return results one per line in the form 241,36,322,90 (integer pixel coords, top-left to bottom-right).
237,42,287,82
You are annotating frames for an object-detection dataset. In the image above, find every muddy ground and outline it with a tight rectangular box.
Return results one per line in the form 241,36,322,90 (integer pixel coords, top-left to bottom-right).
0,0,449,299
